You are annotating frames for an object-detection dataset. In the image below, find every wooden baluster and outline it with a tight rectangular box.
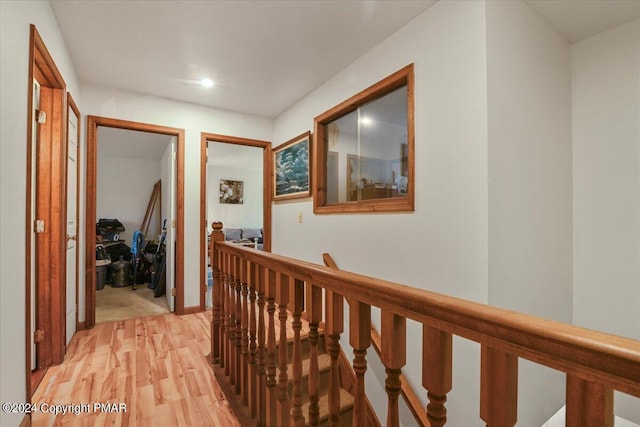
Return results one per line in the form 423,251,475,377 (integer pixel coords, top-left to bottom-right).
480,345,518,427
248,262,258,417
209,222,224,364
228,253,236,383
265,269,278,427
211,254,225,368
422,325,452,427
220,253,231,378
275,274,290,426
325,291,343,427
256,265,267,426
349,300,371,426
241,259,250,405
219,247,229,369
234,256,242,394
321,254,345,426
290,278,306,427
381,310,406,427
565,375,613,427
225,254,236,384
307,284,323,427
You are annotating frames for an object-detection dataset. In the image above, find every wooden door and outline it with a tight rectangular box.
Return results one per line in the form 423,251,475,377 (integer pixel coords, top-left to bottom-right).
34,86,66,368
27,24,68,398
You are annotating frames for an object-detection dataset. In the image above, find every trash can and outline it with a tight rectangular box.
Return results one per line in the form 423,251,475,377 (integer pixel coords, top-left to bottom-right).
96,259,110,290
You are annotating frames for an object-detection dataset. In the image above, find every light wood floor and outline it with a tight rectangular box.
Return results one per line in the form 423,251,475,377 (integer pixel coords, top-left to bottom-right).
96,284,169,324
32,312,243,427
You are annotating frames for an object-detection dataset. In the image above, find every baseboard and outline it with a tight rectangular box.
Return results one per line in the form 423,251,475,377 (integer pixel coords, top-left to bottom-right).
76,321,86,331
182,305,204,315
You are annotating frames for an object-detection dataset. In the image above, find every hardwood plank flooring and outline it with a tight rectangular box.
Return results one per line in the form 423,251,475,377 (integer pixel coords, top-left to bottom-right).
32,312,243,427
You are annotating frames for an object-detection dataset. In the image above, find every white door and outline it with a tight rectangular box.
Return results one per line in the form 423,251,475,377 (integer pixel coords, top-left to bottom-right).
65,104,79,344
165,139,176,311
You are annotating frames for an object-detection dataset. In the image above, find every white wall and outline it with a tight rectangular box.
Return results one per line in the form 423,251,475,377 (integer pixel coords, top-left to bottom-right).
486,1,573,424
80,83,272,310
0,1,81,426
2,2,638,426
207,142,264,229
572,18,640,423
96,156,162,243
272,1,489,425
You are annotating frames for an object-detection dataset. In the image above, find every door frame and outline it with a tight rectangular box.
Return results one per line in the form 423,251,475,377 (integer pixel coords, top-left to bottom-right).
25,24,67,399
200,133,272,307
85,116,186,328
67,94,81,335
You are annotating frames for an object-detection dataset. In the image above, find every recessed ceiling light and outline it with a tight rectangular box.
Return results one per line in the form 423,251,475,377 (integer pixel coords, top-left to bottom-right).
200,78,214,88
360,116,372,125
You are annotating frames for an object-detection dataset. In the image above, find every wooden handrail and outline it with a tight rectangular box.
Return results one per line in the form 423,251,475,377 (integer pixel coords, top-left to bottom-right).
209,223,639,426
214,242,640,395
324,253,429,427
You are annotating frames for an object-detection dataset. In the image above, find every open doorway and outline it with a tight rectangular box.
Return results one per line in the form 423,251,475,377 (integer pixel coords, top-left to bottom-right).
86,116,185,328
94,127,174,323
200,133,272,307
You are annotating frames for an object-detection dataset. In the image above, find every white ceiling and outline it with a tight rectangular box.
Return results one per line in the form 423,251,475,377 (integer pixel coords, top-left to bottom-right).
97,127,172,160
50,0,436,118
50,0,640,119
524,0,640,42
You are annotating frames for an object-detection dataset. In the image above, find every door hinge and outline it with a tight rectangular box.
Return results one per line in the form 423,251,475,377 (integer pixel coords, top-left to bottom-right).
34,219,45,233
36,110,46,124
34,329,45,343
171,288,176,297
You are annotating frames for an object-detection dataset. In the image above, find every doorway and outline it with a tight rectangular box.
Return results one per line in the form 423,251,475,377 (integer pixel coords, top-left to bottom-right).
94,127,174,323
200,133,272,304
86,116,186,328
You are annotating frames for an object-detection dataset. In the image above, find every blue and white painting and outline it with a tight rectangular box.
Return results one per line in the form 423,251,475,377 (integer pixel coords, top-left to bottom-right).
274,133,310,200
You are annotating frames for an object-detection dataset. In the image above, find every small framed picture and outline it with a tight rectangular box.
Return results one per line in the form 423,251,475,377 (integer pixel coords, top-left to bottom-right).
273,131,311,201
220,179,244,204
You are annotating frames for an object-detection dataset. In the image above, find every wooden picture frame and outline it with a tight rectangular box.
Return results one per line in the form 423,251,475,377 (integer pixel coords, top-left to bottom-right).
220,179,244,204
313,64,414,214
273,131,311,201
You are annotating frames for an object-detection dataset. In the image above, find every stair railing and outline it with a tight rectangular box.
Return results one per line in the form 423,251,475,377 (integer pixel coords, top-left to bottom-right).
209,222,640,427
323,252,428,427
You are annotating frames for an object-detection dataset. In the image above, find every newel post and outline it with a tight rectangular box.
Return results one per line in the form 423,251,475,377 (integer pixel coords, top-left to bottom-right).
210,221,225,363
